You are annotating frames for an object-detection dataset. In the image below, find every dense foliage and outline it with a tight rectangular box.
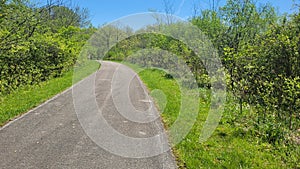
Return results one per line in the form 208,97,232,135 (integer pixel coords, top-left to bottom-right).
195,0,300,146
0,0,95,94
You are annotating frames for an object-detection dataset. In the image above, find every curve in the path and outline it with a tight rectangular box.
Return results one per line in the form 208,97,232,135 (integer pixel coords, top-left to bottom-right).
0,61,177,169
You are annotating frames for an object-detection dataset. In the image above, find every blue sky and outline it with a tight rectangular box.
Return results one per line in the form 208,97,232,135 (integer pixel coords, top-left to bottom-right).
75,0,297,27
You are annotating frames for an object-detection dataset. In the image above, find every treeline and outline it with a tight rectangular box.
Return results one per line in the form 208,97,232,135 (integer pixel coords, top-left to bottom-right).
96,0,299,146
105,33,199,79
192,0,300,145
0,0,96,94
93,24,214,88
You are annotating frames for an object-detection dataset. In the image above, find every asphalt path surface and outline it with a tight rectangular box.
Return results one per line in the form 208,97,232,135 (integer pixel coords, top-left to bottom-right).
0,61,177,169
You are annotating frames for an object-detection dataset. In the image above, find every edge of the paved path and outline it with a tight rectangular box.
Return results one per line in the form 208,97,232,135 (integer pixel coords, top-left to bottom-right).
0,69,99,131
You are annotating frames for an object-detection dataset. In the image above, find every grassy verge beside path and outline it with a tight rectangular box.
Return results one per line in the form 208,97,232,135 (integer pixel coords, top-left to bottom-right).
121,62,299,169
0,60,100,127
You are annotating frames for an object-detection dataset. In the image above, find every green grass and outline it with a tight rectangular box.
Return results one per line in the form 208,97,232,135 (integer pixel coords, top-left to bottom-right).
122,62,299,169
0,60,100,127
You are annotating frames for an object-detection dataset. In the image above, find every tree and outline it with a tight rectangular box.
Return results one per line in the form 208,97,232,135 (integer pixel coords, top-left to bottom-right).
40,4,91,31
89,24,132,60
0,0,93,94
